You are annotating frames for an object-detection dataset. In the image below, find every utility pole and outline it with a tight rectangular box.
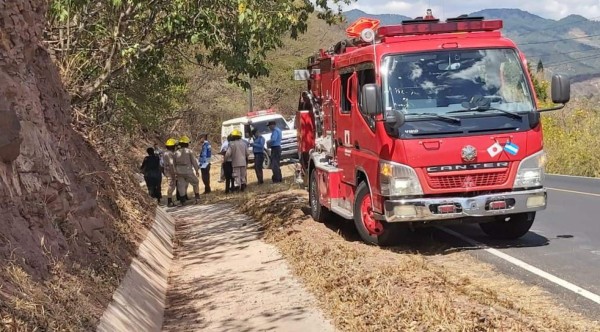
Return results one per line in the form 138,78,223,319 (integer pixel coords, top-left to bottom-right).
248,34,254,113
248,75,253,112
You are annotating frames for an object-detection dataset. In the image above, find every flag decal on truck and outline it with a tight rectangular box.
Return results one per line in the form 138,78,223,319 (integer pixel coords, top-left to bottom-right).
504,142,519,156
487,143,503,157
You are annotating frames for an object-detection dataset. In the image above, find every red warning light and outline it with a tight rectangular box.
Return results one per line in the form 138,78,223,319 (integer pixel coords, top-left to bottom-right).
424,9,436,20
378,19,503,37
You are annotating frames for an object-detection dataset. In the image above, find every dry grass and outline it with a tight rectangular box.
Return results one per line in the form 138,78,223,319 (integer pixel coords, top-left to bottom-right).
196,161,600,332
0,240,122,331
542,102,600,177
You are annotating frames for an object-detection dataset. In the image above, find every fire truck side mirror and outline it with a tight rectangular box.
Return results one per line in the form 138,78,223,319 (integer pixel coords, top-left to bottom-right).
551,74,570,105
361,83,382,116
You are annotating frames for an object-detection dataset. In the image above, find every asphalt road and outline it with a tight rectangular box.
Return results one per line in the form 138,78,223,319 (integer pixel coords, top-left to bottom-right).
439,174,600,319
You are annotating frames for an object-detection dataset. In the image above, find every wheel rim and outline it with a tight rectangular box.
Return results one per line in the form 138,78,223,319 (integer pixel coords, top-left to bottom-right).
310,174,318,216
361,194,383,236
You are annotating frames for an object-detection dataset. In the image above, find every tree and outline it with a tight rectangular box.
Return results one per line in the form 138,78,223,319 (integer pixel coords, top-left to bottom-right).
46,0,355,128
527,63,548,103
537,59,544,73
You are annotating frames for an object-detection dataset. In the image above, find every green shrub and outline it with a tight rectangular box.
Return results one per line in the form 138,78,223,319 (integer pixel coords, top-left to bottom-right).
542,105,600,177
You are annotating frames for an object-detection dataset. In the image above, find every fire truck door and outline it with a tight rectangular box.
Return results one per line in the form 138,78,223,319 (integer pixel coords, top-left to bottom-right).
353,66,378,165
336,71,357,184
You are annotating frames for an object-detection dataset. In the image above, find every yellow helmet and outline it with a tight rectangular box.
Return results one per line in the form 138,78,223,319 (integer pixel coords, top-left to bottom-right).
231,129,242,137
179,135,191,144
165,138,178,147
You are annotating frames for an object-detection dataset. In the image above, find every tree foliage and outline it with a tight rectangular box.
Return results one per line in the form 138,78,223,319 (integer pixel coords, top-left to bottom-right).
45,0,354,132
179,15,347,141
527,63,548,103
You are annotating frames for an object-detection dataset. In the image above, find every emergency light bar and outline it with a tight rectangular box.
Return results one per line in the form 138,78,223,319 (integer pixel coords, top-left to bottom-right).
378,19,503,37
247,109,275,117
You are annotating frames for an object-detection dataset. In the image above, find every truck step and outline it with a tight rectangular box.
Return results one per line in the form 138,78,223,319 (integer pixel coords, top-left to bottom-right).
331,199,353,219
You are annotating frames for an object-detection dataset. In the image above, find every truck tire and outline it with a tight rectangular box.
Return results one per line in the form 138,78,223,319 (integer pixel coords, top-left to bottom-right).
263,151,271,169
353,181,401,246
309,169,331,223
479,212,535,240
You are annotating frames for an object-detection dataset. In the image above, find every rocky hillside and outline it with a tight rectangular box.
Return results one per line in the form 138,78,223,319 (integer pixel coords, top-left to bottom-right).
0,1,152,329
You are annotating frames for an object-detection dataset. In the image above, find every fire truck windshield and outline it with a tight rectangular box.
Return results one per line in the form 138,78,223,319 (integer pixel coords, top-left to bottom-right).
382,48,534,118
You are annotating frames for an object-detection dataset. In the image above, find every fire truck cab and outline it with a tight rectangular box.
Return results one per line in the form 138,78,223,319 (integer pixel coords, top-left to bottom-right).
294,11,571,246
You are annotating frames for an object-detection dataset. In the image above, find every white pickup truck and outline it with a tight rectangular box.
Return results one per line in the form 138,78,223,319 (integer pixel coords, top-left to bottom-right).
220,109,298,168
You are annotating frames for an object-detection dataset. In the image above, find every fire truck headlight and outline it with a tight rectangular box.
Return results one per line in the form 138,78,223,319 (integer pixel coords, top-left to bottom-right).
380,161,424,196
513,150,546,189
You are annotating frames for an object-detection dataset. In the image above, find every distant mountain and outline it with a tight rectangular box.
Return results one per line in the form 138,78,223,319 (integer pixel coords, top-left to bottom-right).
344,9,411,26
343,8,600,81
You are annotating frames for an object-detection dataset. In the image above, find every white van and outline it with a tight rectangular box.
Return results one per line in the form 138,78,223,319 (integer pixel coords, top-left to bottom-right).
220,109,298,169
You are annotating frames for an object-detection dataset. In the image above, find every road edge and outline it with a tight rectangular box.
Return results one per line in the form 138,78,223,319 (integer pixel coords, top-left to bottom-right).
97,207,175,332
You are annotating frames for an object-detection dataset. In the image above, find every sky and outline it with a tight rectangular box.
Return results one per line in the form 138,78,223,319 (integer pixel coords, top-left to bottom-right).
338,0,600,21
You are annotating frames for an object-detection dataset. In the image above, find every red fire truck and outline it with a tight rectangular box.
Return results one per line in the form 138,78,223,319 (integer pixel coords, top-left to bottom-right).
294,11,571,246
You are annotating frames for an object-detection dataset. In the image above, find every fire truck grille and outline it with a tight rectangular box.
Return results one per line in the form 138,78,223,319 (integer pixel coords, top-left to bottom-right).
427,172,509,189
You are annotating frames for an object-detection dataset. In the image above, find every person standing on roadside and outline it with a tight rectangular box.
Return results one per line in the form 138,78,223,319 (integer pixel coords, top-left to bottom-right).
140,147,163,204
198,133,212,194
154,143,164,169
267,120,283,183
218,136,227,183
250,128,265,185
226,129,250,192
221,134,234,193
174,135,201,204
162,138,178,207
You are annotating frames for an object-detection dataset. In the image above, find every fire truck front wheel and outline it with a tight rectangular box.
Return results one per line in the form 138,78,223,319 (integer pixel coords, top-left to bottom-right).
479,212,535,240
353,182,402,246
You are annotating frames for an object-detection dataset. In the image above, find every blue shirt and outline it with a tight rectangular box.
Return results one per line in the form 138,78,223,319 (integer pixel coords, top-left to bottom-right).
198,141,212,165
270,127,282,147
220,140,229,153
251,136,265,154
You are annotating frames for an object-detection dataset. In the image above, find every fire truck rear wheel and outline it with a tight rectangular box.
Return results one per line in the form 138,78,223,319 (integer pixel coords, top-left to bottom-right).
479,212,535,240
309,169,330,223
353,182,401,246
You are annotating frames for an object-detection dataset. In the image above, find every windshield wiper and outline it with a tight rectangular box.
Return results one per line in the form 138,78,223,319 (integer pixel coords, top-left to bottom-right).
408,112,462,124
448,106,523,119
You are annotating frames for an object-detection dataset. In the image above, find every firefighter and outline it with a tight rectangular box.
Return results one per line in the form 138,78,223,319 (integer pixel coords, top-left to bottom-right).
163,138,178,207
174,135,201,204
225,129,250,192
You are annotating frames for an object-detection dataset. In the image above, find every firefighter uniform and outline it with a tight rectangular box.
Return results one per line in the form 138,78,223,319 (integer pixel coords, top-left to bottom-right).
163,138,178,206
174,136,200,201
225,129,250,191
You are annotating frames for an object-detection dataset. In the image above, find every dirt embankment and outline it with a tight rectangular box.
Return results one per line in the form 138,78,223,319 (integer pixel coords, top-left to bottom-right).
0,2,153,330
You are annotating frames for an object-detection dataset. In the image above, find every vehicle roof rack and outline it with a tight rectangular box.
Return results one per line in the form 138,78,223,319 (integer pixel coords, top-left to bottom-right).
402,17,440,24
446,15,485,22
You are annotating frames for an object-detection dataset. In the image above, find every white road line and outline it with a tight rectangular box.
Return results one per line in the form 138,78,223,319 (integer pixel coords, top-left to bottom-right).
547,187,600,197
438,226,600,305
547,173,600,180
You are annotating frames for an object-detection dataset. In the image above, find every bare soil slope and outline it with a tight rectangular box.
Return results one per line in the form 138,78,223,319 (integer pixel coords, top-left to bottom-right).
0,2,152,330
